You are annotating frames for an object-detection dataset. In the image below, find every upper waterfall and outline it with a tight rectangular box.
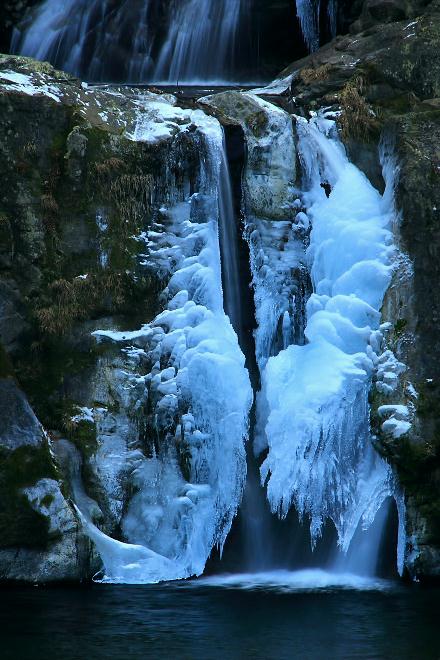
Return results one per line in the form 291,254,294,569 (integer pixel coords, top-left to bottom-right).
11,0,250,84
153,0,246,83
11,0,339,84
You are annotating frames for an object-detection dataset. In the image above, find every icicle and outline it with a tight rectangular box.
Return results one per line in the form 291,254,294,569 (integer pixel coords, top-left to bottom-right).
296,0,321,52
282,311,292,349
296,0,338,52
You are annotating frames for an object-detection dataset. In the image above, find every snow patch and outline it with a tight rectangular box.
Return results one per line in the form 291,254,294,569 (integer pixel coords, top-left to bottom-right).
0,69,62,103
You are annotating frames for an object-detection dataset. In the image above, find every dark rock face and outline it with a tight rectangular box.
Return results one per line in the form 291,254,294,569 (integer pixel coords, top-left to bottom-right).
0,379,43,449
382,112,440,578
352,0,433,30
0,376,91,581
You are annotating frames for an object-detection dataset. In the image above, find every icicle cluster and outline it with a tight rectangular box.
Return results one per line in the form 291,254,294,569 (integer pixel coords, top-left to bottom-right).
296,0,338,52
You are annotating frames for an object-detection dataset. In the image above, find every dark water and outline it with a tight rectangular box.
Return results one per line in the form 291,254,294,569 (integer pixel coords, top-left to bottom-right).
1,576,439,659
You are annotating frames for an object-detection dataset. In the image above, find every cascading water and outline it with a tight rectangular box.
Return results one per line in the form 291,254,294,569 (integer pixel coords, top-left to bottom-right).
11,0,250,84
206,125,270,574
218,137,244,342
11,0,341,84
153,0,247,84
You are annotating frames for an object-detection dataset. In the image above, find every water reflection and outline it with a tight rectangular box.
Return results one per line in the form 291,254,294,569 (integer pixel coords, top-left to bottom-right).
2,582,439,659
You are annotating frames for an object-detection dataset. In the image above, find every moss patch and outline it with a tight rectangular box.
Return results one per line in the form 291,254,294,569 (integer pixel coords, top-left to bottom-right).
0,442,57,549
40,493,55,508
64,411,99,460
394,318,408,337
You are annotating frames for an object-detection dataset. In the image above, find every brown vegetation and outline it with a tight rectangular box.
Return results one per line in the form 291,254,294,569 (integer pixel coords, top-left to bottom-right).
339,75,379,141
299,63,332,85
35,272,128,335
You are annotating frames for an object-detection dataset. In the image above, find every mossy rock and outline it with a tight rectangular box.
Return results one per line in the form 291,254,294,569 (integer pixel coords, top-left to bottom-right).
67,417,99,460
0,442,57,548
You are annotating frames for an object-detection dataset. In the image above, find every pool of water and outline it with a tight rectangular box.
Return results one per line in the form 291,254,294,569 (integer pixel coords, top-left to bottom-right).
2,571,439,659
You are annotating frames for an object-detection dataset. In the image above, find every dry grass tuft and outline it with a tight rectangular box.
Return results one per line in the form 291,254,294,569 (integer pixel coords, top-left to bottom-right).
110,174,154,225
94,157,126,179
41,193,59,215
35,273,129,335
339,76,379,141
299,63,332,85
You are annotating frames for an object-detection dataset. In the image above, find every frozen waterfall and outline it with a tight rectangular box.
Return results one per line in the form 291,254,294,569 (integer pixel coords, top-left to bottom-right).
79,100,252,583
258,112,403,575
71,92,403,583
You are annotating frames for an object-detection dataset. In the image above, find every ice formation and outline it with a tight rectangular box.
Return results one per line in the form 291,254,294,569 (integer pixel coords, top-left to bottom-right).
296,0,338,52
208,93,304,372
259,113,399,555
80,102,252,583
69,87,406,581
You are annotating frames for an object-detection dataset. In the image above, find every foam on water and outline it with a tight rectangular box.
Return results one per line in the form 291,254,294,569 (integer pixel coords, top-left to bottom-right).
193,569,392,592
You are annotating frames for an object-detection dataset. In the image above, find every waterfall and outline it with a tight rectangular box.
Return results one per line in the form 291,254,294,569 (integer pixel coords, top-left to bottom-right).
12,0,155,83
11,0,339,81
64,87,403,583
12,0,248,84
197,92,402,580
153,0,246,84
218,137,244,340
